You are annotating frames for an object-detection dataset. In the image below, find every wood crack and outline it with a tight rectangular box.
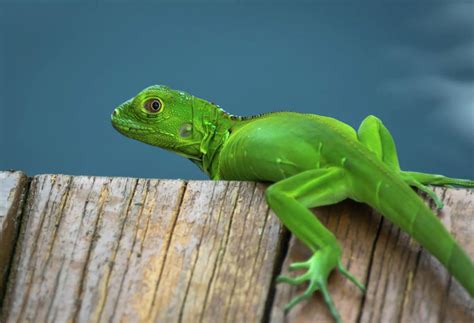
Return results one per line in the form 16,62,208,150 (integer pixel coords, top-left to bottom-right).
96,178,139,322
356,213,384,323
200,182,242,321
262,225,291,323
198,182,235,323
72,180,110,321
109,180,150,321
177,182,218,323
224,182,258,321
17,176,58,322
147,181,188,321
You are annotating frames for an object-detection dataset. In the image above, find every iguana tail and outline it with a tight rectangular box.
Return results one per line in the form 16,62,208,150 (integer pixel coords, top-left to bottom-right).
352,167,474,296
403,171,474,187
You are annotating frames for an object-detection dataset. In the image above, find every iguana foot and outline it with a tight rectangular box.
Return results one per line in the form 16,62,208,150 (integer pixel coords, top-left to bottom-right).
277,247,365,323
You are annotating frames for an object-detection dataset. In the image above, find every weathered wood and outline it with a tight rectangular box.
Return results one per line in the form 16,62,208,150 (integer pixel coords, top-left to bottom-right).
1,175,284,322
0,171,28,305
271,187,474,323
1,174,472,323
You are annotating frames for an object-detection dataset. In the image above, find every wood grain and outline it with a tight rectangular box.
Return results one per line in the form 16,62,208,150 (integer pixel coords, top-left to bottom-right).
1,174,472,323
271,187,474,323
1,175,284,323
0,171,28,305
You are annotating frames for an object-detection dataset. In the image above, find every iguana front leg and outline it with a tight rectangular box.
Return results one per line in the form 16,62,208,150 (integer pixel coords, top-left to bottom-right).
265,167,364,322
357,115,446,208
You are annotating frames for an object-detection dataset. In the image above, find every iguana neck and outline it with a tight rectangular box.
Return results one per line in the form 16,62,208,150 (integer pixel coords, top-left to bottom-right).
188,97,237,178
188,102,289,178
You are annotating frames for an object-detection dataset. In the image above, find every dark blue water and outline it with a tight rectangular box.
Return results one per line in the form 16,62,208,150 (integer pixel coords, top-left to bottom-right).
1,1,473,180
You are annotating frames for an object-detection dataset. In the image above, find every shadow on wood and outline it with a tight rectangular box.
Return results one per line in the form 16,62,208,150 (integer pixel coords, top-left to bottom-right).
0,171,28,306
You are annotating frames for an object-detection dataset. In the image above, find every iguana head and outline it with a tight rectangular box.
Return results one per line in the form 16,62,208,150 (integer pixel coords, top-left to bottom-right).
111,85,233,169
111,85,203,158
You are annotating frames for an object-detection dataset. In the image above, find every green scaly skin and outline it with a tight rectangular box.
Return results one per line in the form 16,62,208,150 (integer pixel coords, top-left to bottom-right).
111,85,474,322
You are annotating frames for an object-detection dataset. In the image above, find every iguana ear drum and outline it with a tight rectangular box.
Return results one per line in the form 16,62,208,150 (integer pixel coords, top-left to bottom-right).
179,123,192,138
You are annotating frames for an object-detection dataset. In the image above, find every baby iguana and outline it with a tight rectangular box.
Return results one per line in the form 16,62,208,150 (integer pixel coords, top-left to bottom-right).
111,85,474,322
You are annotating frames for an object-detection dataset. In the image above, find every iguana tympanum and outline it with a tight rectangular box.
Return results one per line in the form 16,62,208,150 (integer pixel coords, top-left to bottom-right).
111,85,473,322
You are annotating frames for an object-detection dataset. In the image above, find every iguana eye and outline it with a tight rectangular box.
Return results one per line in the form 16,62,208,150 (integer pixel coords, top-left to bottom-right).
144,99,162,113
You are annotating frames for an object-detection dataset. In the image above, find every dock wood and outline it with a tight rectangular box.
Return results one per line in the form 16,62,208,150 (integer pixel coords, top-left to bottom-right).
0,172,472,322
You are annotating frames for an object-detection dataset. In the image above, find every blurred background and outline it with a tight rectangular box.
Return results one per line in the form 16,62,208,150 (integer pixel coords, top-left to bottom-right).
0,0,472,180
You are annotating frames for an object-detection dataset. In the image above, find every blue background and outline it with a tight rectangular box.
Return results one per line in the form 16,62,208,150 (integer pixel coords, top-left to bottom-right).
1,1,473,180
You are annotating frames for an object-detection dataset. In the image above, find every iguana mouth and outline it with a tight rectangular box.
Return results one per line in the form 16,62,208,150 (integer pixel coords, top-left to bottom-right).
111,114,154,135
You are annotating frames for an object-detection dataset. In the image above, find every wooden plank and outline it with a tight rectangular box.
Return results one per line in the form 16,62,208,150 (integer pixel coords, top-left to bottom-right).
0,171,28,304
1,176,284,322
271,187,474,323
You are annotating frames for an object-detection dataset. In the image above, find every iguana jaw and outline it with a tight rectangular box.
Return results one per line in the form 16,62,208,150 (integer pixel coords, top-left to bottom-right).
111,115,154,137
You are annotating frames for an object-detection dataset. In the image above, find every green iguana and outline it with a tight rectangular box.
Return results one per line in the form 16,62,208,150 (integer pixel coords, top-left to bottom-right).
111,85,474,322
